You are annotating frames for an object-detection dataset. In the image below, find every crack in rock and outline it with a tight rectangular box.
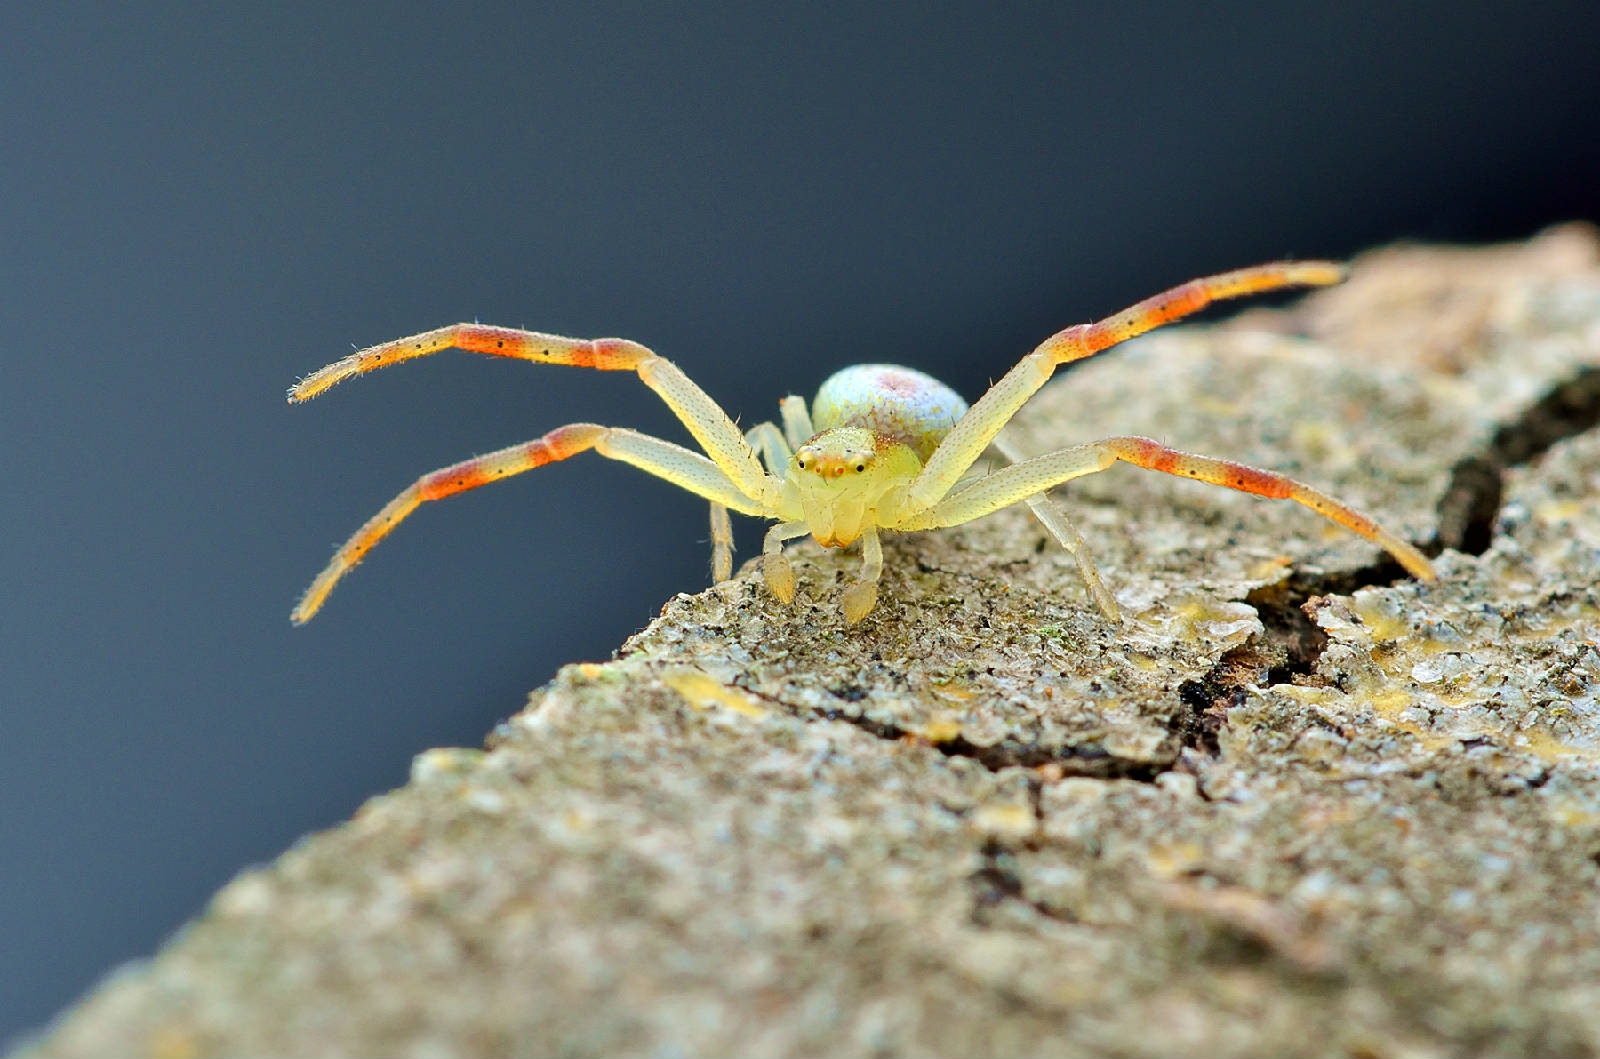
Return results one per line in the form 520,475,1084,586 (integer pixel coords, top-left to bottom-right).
802,698,1167,781
1437,365,1600,554
967,839,1080,927
1180,362,1600,738
1172,559,1430,756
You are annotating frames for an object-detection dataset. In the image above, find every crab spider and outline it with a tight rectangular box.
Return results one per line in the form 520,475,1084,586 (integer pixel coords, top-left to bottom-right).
288,262,1435,626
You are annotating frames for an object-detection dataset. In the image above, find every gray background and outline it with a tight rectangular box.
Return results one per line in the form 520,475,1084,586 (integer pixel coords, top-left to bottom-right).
4,1,1598,1042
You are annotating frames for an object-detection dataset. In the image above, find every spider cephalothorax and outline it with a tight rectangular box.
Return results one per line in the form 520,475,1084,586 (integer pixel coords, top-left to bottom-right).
289,263,1435,626
794,429,881,481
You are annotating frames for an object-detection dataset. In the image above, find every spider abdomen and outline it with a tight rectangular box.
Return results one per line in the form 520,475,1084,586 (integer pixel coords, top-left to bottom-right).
811,364,967,460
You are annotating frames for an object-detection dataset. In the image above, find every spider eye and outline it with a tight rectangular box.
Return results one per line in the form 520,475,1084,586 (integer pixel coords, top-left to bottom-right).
855,463,865,473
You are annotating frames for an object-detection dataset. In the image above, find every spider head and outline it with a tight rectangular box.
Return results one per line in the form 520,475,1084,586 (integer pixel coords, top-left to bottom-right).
794,428,878,480
789,428,920,547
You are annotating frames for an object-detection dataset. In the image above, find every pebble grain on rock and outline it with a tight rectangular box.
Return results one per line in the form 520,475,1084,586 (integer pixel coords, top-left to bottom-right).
25,227,1600,1058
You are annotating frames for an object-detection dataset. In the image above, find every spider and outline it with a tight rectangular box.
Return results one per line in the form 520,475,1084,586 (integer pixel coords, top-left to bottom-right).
288,262,1435,626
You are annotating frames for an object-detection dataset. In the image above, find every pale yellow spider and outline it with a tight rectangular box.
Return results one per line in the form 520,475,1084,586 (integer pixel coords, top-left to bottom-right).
288,262,1435,626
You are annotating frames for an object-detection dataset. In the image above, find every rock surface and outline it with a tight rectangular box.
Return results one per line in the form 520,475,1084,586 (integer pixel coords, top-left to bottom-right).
26,227,1600,1057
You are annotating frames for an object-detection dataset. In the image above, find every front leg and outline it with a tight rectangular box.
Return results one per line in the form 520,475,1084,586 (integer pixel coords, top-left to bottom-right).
289,323,777,506
908,262,1345,511
293,424,764,623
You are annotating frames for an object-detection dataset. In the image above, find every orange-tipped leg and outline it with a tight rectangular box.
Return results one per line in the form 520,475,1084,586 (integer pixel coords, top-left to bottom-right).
292,420,766,623
287,324,771,500
1097,436,1434,579
292,424,608,624
1035,261,1345,366
288,325,654,402
911,261,1345,510
925,433,1435,585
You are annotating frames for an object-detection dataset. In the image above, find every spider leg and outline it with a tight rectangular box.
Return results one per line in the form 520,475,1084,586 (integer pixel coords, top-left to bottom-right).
839,527,884,624
293,424,765,623
289,324,775,505
745,421,794,478
907,262,1345,513
992,433,1119,621
709,504,735,583
709,421,793,581
779,395,814,450
914,435,1436,581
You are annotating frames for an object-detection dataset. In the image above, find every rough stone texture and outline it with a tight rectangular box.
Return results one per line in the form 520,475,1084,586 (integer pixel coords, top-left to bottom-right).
23,227,1600,1058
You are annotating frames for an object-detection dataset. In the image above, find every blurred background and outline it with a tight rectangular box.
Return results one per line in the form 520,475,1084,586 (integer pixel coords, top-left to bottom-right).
4,0,1598,1041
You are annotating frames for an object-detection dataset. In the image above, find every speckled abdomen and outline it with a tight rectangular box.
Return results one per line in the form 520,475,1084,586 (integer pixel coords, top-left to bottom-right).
810,364,969,461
